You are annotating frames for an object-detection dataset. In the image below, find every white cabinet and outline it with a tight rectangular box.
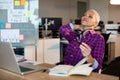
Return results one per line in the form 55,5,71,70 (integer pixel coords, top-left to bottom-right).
108,35,120,63
37,38,60,64
24,46,36,61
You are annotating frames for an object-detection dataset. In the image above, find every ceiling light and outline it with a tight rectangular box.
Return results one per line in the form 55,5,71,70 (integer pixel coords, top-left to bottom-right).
110,0,120,5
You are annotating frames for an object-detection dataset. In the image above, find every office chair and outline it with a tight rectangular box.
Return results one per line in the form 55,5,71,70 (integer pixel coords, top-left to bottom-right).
107,21,114,24
98,21,104,32
102,57,120,79
101,32,111,69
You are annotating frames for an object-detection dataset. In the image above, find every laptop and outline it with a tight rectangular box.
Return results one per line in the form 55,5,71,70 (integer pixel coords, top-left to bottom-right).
0,42,47,75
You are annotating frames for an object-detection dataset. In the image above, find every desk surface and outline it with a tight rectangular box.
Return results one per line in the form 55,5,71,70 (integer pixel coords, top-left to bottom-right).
0,63,119,80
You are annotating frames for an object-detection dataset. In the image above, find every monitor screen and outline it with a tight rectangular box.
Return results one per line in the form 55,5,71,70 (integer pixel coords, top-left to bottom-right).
39,17,62,31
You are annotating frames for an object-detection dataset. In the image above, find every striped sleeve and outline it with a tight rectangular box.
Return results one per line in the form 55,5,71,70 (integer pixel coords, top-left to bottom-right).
93,35,105,72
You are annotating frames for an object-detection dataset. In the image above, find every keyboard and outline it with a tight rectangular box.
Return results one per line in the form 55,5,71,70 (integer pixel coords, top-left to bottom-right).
19,66,34,72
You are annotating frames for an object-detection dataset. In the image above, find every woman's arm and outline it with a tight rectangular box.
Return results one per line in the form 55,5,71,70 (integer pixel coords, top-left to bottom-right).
80,32,105,71
93,36,105,72
59,23,78,42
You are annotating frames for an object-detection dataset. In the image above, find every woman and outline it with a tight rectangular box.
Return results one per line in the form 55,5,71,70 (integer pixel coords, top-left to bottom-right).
59,9,105,72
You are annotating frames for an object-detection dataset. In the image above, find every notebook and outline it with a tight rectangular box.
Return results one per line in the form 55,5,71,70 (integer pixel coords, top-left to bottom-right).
0,42,47,75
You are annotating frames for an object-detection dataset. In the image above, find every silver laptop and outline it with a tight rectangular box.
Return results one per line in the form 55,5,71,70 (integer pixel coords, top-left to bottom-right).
0,42,47,75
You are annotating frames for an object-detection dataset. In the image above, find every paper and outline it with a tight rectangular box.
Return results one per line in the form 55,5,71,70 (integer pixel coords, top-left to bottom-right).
49,57,93,76
23,60,40,65
14,0,20,6
8,9,28,23
6,23,12,29
19,34,24,40
0,0,13,9
27,11,31,17
0,22,5,29
21,0,26,6
0,29,20,43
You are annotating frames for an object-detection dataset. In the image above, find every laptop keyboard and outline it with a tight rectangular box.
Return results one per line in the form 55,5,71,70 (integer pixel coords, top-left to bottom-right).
19,65,34,72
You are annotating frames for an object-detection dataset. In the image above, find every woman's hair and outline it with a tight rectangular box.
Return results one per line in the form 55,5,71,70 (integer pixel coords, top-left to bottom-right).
88,9,100,26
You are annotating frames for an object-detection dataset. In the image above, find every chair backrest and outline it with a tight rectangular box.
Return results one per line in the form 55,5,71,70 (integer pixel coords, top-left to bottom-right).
107,21,114,24
101,32,111,43
101,32,111,69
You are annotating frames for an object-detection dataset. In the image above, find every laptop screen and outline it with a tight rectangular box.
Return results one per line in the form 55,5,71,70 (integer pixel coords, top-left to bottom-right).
0,42,47,75
0,42,21,74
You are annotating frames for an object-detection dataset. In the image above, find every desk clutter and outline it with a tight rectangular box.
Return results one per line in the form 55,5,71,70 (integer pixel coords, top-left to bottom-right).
16,57,40,66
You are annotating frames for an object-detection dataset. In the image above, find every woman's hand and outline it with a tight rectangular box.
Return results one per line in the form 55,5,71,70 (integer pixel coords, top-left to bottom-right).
80,42,94,65
74,24,81,31
80,42,91,56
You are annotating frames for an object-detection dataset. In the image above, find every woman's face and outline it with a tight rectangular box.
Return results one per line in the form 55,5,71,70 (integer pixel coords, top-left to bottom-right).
81,10,97,29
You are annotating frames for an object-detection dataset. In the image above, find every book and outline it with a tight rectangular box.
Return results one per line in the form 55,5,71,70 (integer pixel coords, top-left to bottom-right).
49,57,93,76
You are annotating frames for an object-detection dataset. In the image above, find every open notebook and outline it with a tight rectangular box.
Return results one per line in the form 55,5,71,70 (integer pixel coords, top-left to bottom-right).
0,42,46,75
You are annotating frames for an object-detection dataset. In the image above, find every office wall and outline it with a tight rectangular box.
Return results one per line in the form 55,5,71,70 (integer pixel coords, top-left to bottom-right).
89,0,120,24
108,5,120,23
39,0,120,24
39,0,77,24
89,0,109,24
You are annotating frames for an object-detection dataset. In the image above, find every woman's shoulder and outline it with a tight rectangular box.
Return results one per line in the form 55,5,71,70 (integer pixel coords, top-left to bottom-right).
61,23,71,27
89,30,104,40
59,23,71,30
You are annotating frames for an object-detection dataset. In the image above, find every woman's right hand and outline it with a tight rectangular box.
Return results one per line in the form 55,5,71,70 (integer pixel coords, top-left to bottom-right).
74,24,81,31
80,42,91,57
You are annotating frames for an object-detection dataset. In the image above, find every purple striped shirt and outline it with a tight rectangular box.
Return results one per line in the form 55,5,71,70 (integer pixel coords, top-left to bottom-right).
59,23,105,72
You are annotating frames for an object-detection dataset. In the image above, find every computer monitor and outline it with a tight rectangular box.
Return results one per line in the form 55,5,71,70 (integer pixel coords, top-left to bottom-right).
39,17,62,31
